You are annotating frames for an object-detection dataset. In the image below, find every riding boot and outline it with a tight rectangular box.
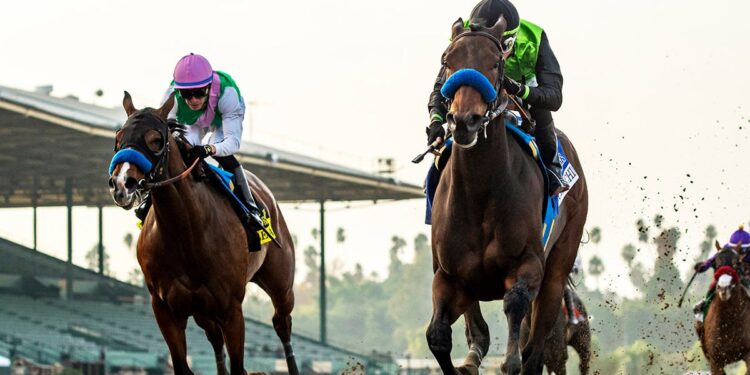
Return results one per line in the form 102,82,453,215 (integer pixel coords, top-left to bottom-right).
134,192,151,222
563,287,578,325
232,166,265,249
535,121,570,196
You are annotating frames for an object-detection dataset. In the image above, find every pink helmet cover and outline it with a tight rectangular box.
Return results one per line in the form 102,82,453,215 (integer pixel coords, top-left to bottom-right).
173,53,213,89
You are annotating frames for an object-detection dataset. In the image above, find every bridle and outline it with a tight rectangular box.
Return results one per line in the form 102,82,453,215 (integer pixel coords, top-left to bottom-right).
444,29,511,137
114,112,199,191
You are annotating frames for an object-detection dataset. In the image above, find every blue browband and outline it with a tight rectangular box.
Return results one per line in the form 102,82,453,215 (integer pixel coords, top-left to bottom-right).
108,148,154,175
440,68,497,103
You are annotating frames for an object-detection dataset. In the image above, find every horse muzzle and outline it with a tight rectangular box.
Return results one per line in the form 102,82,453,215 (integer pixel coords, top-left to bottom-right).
448,112,485,149
108,164,141,209
717,274,735,301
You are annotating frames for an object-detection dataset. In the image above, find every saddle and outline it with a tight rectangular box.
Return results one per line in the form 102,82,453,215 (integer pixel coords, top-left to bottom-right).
204,163,277,252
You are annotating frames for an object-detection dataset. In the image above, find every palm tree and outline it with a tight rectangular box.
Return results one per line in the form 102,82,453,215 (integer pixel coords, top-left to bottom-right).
622,244,636,267
589,256,605,290
590,227,602,244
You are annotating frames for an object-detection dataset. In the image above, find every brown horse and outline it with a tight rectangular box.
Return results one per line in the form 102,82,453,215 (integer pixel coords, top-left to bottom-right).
108,93,299,375
696,242,750,375
520,290,591,375
426,18,589,375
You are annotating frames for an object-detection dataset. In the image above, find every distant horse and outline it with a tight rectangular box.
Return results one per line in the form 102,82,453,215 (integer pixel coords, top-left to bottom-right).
108,93,299,375
426,17,588,375
520,289,591,375
696,242,750,375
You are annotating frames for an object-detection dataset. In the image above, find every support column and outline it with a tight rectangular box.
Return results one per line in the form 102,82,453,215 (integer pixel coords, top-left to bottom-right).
319,200,326,344
32,176,38,251
98,206,104,275
65,178,73,300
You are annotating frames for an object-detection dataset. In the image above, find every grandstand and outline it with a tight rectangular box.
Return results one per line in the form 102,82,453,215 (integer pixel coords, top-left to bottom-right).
0,84,418,374
0,237,395,374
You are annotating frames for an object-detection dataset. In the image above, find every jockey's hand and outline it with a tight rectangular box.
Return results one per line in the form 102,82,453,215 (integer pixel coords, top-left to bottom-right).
426,121,445,146
189,144,215,161
694,261,705,272
503,77,525,97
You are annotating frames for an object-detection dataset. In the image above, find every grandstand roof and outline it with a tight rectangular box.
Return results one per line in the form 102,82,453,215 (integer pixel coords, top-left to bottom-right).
0,85,423,208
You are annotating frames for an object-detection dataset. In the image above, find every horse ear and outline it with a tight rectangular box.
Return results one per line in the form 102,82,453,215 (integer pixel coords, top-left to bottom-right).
715,240,722,251
123,91,136,117
488,15,508,39
451,18,466,40
735,241,744,253
157,92,175,120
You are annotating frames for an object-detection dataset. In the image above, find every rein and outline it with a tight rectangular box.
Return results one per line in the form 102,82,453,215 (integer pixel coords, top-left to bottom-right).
138,157,200,190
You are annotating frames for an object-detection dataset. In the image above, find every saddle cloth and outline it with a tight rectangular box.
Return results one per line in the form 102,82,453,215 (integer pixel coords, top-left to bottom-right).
206,164,277,247
424,115,579,250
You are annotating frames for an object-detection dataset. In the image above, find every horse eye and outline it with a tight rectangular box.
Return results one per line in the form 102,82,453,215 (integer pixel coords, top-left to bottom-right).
148,137,164,152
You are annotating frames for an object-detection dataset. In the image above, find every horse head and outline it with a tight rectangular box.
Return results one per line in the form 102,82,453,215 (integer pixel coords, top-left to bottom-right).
713,240,744,302
441,17,508,148
108,92,176,208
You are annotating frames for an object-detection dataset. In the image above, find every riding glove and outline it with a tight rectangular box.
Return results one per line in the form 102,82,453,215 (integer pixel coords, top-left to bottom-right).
426,121,446,145
503,77,526,98
189,144,214,160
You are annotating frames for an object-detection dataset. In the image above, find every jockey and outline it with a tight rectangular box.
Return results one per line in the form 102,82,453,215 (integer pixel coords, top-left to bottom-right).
426,0,568,195
692,225,750,319
134,53,265,239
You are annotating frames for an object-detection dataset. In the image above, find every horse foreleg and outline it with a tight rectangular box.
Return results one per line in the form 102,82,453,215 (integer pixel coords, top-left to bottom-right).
194,315,229,375
426,271,472,375
221,306,247,375
151,297,193,375
457,302,490,375
521,271,565,375
502,277,534,375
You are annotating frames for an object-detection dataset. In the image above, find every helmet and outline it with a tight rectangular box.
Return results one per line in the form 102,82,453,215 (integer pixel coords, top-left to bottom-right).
727,225,750,248
469,0,520,33
173,53,213,89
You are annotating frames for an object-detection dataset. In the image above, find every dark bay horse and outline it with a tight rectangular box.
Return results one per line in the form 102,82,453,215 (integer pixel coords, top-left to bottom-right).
696,242,750,374
108,93,299,375
520,290,591,375
427,18,588,375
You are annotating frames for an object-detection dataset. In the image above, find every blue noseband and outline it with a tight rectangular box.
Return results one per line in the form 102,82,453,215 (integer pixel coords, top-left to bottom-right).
108,148,154,175
440,68,497,103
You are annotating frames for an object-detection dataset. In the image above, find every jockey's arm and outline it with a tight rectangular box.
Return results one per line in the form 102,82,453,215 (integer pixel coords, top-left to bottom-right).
211,87,244,157
697,255,716,273
523,32,563,112
427,65,449,124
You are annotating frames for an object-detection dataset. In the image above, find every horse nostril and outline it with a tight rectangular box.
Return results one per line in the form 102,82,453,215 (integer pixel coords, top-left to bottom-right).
446,113,455,124
108,178,115,189
470,114,483,125
125,177,138,191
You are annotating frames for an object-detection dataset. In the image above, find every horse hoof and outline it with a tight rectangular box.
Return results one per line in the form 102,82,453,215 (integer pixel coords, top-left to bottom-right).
456,364,479,375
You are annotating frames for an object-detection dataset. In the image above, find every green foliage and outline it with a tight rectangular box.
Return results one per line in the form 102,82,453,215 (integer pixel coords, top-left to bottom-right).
84,244,110,276
621,243,636,267
590,227,602,244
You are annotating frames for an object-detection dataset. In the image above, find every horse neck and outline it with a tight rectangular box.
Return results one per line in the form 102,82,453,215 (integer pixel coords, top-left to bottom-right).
448,117,514,195
150,139,210,233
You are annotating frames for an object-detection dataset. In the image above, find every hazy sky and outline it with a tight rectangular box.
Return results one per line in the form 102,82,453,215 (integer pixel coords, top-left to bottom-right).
1,0,750,296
